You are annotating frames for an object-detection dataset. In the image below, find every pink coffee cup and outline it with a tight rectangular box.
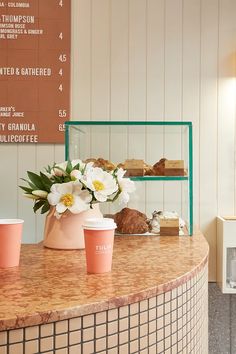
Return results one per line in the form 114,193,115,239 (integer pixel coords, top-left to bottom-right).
83,218,116,274
0,219,24,268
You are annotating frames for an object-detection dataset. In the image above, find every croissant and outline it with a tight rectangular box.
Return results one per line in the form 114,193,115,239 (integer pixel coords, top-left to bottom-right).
114,207,149,234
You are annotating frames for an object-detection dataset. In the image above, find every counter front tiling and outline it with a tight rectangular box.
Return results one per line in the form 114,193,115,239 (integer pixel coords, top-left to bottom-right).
0,231,209,354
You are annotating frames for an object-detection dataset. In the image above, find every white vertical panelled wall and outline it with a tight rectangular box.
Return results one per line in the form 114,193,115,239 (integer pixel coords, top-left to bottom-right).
0,0,235,281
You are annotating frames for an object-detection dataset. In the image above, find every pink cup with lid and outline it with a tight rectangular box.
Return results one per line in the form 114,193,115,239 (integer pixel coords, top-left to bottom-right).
83,218,116,274
0,219,24,268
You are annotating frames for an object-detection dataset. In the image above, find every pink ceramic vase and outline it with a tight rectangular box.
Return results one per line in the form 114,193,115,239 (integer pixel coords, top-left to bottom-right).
43,204,103,249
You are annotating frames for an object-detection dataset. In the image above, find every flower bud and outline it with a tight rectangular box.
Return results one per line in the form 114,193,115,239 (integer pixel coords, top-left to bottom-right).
70,170,82,180
32,190,48,198
23,193,39,200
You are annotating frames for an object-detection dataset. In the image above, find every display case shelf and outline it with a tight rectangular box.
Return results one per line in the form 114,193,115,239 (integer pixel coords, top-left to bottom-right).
65,121,193,235
130,176,189,181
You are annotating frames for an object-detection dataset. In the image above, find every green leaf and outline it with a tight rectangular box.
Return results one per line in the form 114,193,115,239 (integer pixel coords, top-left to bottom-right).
40,172,53,192
45,165,52,174
64,176,71,183
66,160,72,174
53,175,63,183
19,185,33,193
41,201,50,214
20,178,37,190
33,200,45,213
72,162,81,170
27,171,45,190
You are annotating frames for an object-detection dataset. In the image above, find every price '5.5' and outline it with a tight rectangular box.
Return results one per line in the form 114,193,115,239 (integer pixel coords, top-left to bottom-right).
59,110,67,118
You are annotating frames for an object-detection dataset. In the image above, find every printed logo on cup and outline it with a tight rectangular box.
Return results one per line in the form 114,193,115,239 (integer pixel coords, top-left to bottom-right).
95,244,112,254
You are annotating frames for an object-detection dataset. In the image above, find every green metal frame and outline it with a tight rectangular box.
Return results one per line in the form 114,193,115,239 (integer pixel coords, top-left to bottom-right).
65,121,193,235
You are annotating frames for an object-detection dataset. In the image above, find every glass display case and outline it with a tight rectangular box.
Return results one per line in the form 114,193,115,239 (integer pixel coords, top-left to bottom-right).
65,121,193,235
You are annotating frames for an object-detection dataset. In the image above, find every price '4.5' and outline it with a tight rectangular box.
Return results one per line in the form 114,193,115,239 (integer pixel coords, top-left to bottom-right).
59,54,67,62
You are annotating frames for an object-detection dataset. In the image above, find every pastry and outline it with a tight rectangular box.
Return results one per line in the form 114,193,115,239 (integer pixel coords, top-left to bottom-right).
117,162,125,169
123,159,145,177
114,207,149,234
84,158,97,164
96,158,116,171
84,157,116,171
145,158,166,176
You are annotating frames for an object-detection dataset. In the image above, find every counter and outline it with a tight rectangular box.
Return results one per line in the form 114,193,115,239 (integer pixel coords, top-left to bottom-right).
0,231,209,354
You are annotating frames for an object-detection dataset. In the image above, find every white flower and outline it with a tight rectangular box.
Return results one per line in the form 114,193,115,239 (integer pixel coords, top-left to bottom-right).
84,161,94,174
47,181,92,215
116,168,136,205
81,167,118,202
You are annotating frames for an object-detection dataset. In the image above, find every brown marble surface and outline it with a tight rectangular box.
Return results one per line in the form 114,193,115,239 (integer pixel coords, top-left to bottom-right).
0,231,209,330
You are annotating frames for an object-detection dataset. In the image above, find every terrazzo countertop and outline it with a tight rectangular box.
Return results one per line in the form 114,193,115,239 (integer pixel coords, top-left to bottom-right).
0,231,209,330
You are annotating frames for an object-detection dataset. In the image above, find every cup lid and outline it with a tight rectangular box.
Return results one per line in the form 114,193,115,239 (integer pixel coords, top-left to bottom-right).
0,219,24,225
83,218,116,230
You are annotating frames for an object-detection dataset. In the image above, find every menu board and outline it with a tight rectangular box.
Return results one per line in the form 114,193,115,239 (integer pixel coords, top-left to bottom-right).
0,0,71,143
